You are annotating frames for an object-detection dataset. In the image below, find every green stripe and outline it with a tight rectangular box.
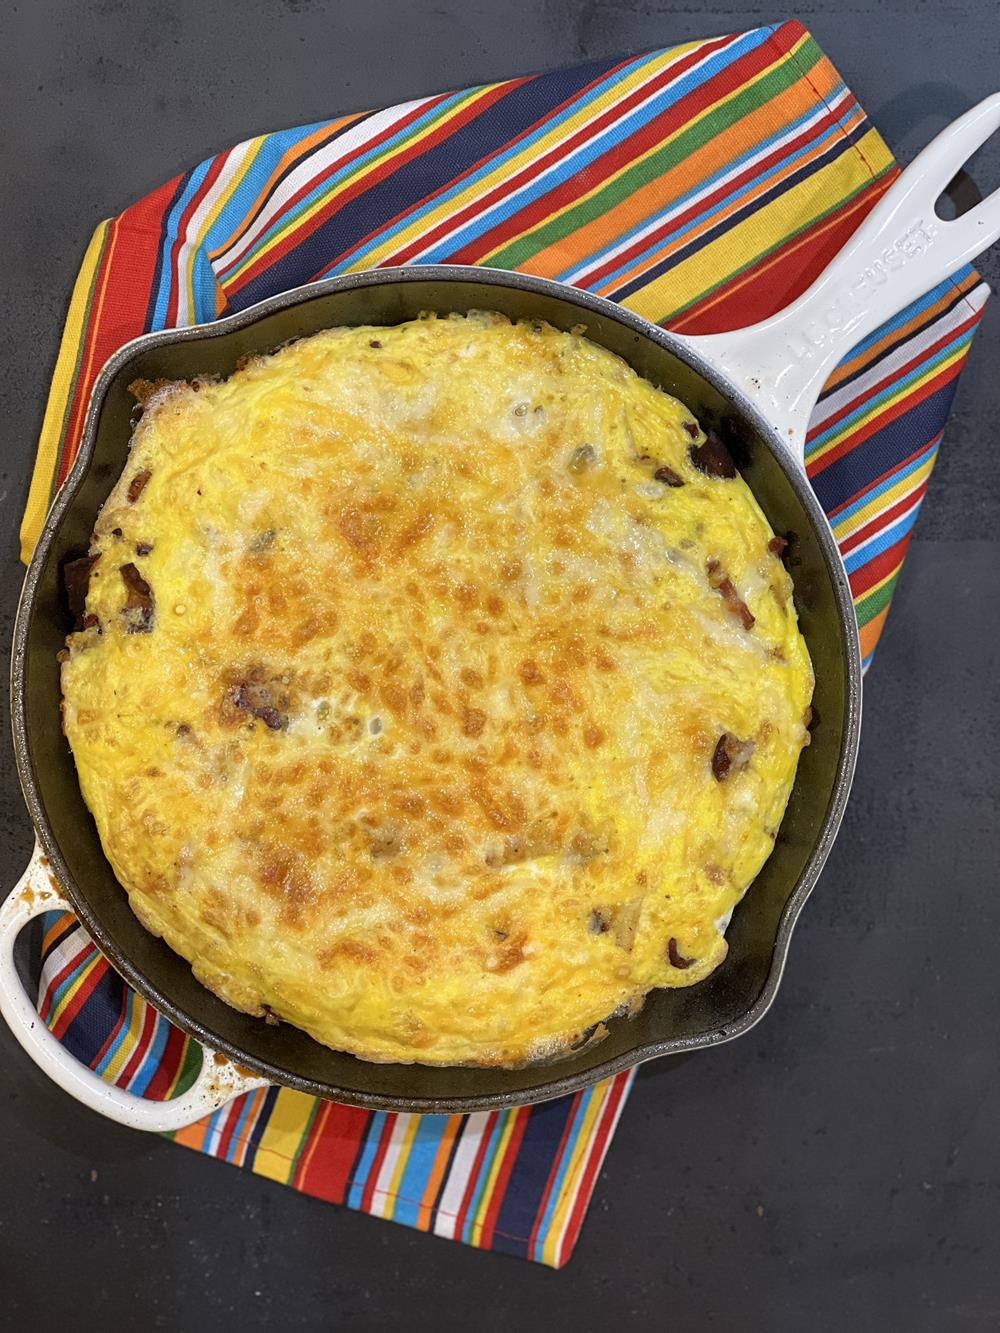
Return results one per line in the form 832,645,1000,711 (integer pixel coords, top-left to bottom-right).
855,569,899,625
485,37,825,271
653,167,891,326
226,87,489,283
46,222,113,507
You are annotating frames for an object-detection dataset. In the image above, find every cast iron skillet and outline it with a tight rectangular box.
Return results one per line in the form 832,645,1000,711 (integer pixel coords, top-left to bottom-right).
3,95,999,1129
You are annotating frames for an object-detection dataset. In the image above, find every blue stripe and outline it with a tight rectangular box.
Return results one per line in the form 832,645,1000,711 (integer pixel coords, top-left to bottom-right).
807,323,976,455
567,93,852,290
530,1090,591,1261
490,1094,580,1260
406,30,774,269
830,437,939,530
128,1011,171,1096
227,54,665,311
221,90,475,283
315,50,662,276
811,376,959,514
346,1111,389,1209
149,159,215,330
459,1113,511,1244
609,115,874,305
817,268,980,380
842,501,922,574
384,1115,451,1227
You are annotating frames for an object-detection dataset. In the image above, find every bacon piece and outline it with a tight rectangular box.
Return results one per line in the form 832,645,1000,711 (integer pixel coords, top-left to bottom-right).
689,429,736,479
653,465,684,487
706,559,754,630
667,937,694,969
127,469,152,503
229,681,285,731
712,732,755,781
63,554,99,627
119,562,154,633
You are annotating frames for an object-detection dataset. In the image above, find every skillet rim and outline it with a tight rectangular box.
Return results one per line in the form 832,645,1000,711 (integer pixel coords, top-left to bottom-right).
10,264,862,1112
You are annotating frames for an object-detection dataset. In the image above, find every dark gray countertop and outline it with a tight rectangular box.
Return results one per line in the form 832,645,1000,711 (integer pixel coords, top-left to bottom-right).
2,3,999,1329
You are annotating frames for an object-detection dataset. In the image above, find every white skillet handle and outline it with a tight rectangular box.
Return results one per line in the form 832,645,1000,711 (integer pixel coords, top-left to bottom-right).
0,843,269,1132
681,92,1000,467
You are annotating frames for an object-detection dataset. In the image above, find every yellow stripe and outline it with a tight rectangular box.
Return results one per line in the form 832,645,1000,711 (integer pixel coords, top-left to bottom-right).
809,342,966,467
856,562,899,610
251,1088,317,1184
540,1086,607,1267
469,1111,521,1233
474,34,820,273
830,454,936,542
385,1115,422,1219
223,86,490,286
100,989,146,1082
184,137,269,320
622,128,893,325
20,221,110,563
351,47,691,270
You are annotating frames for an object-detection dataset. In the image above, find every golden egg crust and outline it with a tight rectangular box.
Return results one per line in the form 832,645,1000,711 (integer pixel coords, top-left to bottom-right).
60,312,813,1066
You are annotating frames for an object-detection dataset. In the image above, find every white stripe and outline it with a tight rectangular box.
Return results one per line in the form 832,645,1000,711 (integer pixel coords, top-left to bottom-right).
563,87,853,286
811,283,989,431
401,37,743,267
553,1076,633,1267
841,493,923,562
432,1112,491,1240
213,98,438,276
172,141,258,325
833,469,931,543
368,1113,413,1219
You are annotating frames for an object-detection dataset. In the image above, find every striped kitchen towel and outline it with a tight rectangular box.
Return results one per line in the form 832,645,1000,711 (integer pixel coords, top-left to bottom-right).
19,20,987,1265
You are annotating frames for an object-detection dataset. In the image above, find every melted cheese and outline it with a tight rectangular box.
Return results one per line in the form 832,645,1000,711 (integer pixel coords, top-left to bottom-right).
61,312,813,1066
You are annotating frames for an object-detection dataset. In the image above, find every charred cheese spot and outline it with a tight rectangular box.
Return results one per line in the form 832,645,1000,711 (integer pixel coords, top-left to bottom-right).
61,313,813,1067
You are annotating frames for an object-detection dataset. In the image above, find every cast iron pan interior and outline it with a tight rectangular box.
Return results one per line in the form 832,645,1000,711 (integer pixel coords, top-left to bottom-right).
12,268,860,1112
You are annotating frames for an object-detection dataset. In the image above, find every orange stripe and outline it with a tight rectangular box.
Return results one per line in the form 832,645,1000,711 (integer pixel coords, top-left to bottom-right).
669,173,891,330
293,1098,334,1188
825,271,980,389
525,55,846,280
207,116,362,262
416,1116,463,1231
858,603,891,658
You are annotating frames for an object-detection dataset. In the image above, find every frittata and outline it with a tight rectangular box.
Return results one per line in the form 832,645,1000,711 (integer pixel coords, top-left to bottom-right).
60,312,814,1066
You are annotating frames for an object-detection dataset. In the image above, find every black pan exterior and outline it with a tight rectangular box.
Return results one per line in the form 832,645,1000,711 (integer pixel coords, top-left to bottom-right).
11,267,861,1112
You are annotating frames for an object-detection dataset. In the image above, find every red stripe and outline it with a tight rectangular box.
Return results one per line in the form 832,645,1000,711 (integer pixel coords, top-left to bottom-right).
451,1113,500,1239
839,477,928,556
444,32,793,266
216,93,456,280
38,941,98,1022
114,1003,158,1089
357,1116,398,1214
807,309,981,444
57,175,183,484
558,1074,632,1266
827,439,938,520
849,531,909,599
477,1109,531,1248
294,1104,371,1203
381,35,741,270
585,94,854,288
143,1024,190,1101
808,358,961,478
163,151,230,327
527,1093,582,1256
670,175,894,334
214,1093,245,1162
89,987,131,1072
228,81,522,296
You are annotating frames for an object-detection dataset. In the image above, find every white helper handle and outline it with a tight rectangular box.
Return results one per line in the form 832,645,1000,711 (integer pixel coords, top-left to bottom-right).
0,843,269,1131
682,92,1000,467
